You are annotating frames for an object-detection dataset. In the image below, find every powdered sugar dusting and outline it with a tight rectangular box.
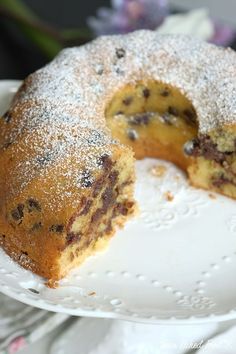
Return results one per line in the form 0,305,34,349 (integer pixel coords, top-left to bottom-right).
2,30,236,209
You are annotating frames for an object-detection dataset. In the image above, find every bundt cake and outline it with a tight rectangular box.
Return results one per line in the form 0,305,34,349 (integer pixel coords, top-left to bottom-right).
1,30,236,281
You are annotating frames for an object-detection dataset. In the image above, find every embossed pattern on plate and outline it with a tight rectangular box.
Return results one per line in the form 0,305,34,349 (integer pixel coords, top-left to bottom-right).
1,81,236,324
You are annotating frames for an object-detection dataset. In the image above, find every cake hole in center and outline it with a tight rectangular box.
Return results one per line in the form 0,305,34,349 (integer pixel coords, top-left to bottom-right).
105,80,198,171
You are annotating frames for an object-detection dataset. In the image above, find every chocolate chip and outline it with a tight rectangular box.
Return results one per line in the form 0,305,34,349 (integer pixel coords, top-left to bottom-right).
79,199,93,216
27,198,41,212
92,177,105,198
31,222,42,231
160,89,170,97
2,111,12,123
98,154,113,170
212,174,230,188
143,88,150,98
116,48,126,59
199,136,225,163
11,204,24,222
108,170,118,185
102,186,114,210
161,113,175,125
115,67,125,75
66,232,81,245
79,170,93,188
104,220,112,234
183,109,196,124
168,106,179,117
129,113,151,125
115,110,124,115
119,205,128,215
49,224,64,233
168,106,179,116
123,96,133,106
127,128,139,141
113,201,133,217
91,208,103,223
36,153,52,166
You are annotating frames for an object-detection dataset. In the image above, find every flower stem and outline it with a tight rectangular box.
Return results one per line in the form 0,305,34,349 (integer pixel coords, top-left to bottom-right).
0,0,92,58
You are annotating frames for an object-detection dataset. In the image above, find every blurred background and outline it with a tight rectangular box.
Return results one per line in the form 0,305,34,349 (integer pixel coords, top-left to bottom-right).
0,0,236,79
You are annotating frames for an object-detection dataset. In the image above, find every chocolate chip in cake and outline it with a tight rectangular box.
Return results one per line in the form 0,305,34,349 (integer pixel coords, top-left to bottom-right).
49,224,64,233
168,106,179,116
98,154,113,170
2,111,12,123
104,220,112,234
115,110,124,115
160,113,176,125
183,139,199,156
115,67,125,75
116,48,126,59
66,232,81,245
183,109,196,124
143,88,150,98
160,89,170,97
127,128,139,141
36,152,52,166
212,174,230,188
92,177,105,198
30,222,42,231
27,198,41,212
122,96,133,106
102,186,114,210
198,135,226,163
108,170,119,185
79,170,93,188
116,202,129,216
11,204,24,222
129,112,151,125
91,208,103,223
79,199,93,216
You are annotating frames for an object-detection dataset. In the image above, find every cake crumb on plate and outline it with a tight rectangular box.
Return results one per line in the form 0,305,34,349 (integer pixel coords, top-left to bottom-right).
164,191,174,202
150,165,167,177
88,291,96,296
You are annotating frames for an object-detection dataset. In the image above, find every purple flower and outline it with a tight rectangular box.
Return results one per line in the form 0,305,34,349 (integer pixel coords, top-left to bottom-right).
87,0,169,36
88,0,236,47
210,20,235,46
